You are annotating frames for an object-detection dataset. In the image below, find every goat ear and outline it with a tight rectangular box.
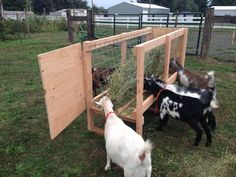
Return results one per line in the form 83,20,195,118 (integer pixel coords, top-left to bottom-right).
176,57,181,62
95,101,101,106
138,152,146,161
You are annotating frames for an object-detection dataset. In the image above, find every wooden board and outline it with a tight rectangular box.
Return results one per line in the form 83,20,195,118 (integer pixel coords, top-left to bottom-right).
38,43,86,139
152,27,179,38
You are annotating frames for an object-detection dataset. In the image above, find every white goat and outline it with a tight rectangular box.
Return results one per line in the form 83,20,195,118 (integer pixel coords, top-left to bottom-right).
95,96,152,177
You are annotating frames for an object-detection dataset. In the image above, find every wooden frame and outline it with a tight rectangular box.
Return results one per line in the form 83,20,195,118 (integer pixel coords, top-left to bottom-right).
83,27,188,135
134,28,188,134
83,27,153,134
38,27,188,139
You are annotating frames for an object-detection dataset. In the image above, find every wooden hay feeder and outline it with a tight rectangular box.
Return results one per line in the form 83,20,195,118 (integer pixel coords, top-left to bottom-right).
38,27,188,140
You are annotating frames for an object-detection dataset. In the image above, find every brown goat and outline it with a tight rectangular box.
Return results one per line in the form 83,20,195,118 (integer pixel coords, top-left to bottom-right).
92,67,116,96
169,58,215,89
169,57,218,108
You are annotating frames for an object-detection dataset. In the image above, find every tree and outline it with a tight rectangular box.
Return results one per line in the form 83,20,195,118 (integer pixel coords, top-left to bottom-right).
194,0,208,12
31,0,53,14
93,5,107,14
171,0,198,12
31,0,88,14
3,0,26,11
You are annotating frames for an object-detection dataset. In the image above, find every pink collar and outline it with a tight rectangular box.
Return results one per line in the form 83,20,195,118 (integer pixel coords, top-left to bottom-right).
105,112,115,120
155,85,167,113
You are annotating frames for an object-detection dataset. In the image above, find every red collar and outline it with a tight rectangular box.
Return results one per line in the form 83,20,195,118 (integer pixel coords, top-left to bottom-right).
105,112,115,120
154,85,166,113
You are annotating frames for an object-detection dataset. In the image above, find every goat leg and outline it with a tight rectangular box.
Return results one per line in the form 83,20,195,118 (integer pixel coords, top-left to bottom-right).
157,115,169,131
105,154,111,171
200,118,212,147
206,111,217,131
188,120,203,146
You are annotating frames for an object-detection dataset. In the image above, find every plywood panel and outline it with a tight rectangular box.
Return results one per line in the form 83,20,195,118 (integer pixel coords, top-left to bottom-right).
38,43,86,139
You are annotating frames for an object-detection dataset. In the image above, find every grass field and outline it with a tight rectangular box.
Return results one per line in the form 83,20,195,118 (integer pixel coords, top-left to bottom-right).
0,31,236,177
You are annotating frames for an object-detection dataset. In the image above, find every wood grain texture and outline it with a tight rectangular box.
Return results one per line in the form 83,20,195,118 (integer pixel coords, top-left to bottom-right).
38,43,86,139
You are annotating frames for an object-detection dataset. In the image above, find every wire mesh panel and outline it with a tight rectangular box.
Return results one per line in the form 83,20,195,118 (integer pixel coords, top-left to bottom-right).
186,27,202,55
91,36,147,110
91,43,121,96
209,28,236,62
144,46,165,78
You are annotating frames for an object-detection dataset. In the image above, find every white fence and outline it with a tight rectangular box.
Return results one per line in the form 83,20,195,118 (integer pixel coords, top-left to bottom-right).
95,15,236,29
95,15,204,28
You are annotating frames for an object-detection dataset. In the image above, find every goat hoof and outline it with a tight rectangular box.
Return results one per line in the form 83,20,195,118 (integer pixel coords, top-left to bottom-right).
211,126,216,131
205,142,211,147
105,165,111,171
157,127,163,131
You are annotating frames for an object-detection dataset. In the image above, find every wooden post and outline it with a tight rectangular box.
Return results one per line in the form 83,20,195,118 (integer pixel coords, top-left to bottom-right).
135,46,145,135
180,28,188,66
113,14,116,35
166,14,169,27
200,8,214,59
73,8,77,34
0,0,4,20
121,41,127,64
175,13,178,27
163,35,171,82
232,30,235,45
24,8,31,38
66,10,74,43
82,42,95,131
87,9,94,40
43,8,46,17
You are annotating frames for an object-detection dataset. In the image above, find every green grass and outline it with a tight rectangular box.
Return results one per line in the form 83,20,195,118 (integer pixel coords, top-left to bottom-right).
1,31,236,177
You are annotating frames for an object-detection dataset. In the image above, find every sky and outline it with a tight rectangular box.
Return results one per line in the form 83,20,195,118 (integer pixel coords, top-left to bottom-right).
88,0,134,9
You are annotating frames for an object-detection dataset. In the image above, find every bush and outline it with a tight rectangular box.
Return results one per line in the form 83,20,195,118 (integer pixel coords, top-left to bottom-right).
0,16,67,40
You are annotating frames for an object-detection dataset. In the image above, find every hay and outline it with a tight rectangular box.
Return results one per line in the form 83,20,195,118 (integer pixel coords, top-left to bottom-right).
144,47,165,77
108,57,137,109
108,47,164,110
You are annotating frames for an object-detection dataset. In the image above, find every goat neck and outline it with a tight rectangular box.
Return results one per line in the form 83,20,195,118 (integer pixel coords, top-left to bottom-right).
175,63,183,72
170,58,183,72
102,101,114,117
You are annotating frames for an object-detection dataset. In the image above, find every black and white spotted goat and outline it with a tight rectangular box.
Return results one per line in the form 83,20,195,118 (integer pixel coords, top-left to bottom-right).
144,76,217,147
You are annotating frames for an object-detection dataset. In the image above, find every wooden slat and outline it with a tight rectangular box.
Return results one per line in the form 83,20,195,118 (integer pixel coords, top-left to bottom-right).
181,28,188,66
135,46,145,135
142,95,155,113
152,27,179,38
167,72,178,84
85,27,152,51
134,35,166,53
82,42,95,131
163,35,171,82
116,98,135,115
168,28,185,40
38,43,86,139
91,107,136,123
93,90,109,102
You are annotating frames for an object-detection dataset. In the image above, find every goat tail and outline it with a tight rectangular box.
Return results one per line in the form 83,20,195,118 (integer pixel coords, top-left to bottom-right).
205,71,215,88
138,140,153,162
210,87,219,109
143,139,153,154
